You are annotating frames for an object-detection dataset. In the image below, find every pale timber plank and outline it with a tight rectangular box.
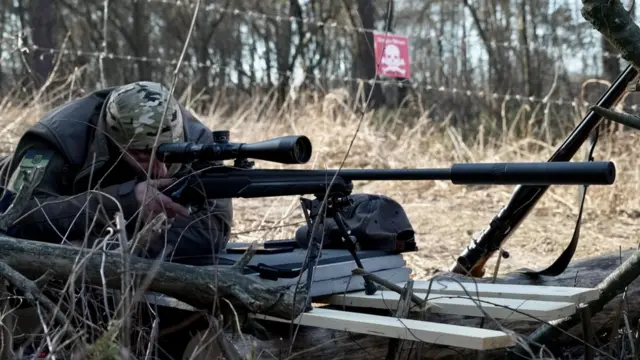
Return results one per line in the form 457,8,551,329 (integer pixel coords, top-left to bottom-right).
322,291,577,320
395,280,599,304
250,308,516,350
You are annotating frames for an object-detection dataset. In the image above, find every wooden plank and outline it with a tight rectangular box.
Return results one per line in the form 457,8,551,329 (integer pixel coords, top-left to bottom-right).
250,308,516,350
321,291,577,320
394,280,599,304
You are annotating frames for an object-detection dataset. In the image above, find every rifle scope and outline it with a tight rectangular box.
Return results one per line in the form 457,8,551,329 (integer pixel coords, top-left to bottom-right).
156,135,312,165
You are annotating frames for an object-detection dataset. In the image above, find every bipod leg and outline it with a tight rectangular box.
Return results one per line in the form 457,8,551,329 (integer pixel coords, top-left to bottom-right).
333,211,378,295
299,197,322,309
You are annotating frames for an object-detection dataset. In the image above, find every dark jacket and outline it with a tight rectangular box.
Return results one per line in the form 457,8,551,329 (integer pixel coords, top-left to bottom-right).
2,87,233,264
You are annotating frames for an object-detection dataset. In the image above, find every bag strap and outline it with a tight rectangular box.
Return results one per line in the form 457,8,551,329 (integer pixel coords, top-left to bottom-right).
519,125,600,277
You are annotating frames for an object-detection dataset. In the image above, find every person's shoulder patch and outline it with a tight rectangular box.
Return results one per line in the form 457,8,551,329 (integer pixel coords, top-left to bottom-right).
21,150,53,168
7,149,53,193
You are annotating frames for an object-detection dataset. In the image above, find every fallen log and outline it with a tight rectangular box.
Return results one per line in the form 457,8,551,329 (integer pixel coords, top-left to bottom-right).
0,234,308,321
237,248,640,360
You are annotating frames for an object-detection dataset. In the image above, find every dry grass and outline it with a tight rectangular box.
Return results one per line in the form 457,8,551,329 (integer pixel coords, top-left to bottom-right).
196,89,640,280
2,84,640,359
2,85,640,282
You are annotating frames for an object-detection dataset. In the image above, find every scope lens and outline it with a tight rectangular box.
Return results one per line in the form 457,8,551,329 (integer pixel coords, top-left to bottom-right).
292,137,312,163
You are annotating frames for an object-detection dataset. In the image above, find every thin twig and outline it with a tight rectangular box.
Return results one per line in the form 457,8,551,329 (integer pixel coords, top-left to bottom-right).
0,260,74,336
231,241,258,271
351,268,431,310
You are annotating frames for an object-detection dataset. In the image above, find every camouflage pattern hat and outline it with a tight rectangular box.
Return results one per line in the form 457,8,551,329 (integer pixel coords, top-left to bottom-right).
104,81,184,150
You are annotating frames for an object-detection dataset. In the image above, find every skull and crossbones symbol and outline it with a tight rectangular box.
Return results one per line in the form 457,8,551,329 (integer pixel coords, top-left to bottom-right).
380,44,406,75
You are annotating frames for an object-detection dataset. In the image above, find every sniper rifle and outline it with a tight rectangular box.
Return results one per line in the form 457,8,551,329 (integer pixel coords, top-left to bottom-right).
156,132,616,207
156,131,617,299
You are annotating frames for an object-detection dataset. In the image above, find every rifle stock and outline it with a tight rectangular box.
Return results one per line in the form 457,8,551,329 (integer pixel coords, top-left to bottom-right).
450,64,639,277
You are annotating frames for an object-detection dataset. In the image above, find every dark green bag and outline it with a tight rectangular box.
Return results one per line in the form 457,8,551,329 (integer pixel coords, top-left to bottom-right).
294,193,417,253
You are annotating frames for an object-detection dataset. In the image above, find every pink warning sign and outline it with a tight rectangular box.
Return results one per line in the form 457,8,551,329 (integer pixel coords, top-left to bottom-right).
373,32,411,79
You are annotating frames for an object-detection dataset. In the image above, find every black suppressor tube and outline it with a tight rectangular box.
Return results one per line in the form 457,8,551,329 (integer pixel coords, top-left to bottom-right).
449,161,616,185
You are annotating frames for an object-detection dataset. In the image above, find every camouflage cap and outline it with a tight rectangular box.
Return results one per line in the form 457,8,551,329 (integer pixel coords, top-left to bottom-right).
104,81,184,150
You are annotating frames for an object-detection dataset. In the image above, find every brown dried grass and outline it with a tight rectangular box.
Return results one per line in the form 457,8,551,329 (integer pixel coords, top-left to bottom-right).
1,85,639,282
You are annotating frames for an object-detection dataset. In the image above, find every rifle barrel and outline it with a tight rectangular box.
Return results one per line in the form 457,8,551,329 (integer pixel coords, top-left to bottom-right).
165,161,617,208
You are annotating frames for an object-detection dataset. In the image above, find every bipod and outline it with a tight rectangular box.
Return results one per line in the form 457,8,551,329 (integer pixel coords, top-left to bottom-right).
299,194,377,308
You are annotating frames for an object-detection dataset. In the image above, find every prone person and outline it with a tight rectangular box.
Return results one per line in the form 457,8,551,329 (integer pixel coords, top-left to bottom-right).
0,81,233,264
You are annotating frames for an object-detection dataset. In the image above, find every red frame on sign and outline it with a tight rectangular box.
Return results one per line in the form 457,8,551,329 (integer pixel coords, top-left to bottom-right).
373,32,411,79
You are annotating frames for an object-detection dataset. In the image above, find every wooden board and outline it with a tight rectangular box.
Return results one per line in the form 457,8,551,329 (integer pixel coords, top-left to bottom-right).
321,290,577,320
250,307,516,351
141,278,595,353
396,280,600,304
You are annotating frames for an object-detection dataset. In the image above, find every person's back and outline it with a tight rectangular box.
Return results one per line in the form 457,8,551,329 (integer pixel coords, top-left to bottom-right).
2,81,233,264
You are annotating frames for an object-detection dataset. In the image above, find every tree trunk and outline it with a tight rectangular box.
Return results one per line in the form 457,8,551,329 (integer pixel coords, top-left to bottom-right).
0,235,308,321
518,0,532,96
352,0,385,109
132,0,151,81
28,0,55,88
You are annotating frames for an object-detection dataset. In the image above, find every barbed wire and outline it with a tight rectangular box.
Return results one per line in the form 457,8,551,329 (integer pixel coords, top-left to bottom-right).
17,44,599,109
141,0,624,61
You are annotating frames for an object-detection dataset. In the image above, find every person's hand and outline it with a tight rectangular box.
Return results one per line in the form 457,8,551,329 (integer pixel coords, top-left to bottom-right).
134,178,190,221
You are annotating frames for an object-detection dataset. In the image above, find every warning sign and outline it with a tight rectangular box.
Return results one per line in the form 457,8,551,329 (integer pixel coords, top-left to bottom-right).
373,32,411,79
